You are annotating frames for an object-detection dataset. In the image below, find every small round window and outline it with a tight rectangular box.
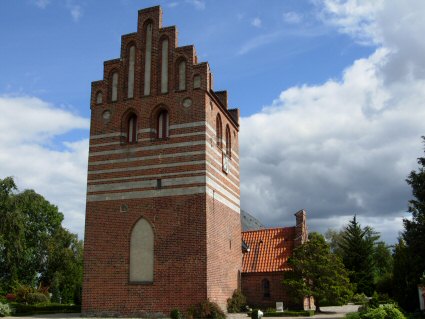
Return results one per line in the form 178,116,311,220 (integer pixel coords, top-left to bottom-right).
102,110,112,123
182,98,192,108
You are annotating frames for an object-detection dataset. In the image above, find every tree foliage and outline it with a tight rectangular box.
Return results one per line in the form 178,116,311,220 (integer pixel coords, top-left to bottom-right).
283,232,353,312
0,177,83,304
339,216,379,296
394,136,425,311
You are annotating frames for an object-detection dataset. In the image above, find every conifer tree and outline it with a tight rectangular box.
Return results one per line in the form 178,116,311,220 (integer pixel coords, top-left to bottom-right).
283,232,353,312
396,136,425,310
339,216,379,296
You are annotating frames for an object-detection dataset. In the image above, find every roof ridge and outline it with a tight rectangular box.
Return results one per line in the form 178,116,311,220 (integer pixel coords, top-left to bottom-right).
242,226,295,233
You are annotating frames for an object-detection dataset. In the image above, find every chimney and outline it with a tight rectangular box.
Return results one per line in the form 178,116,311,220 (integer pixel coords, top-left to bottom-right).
294,209,308,248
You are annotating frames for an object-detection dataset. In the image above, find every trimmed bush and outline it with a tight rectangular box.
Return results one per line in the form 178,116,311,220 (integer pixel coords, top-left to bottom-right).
346,304,406,319
188,300,225,319
0,303,11,317
170,308,183,319
27,292,50,305
352,293,369,305
227,289,247,313
251,309,262,319
10,303,81,316
12,283,51,305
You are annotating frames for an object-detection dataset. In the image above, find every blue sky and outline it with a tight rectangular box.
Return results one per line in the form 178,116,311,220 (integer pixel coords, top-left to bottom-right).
1,0,425,244
1,0,373,119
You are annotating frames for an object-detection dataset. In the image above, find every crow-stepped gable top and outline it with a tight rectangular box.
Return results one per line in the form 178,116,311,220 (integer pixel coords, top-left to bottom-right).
90,5,239,129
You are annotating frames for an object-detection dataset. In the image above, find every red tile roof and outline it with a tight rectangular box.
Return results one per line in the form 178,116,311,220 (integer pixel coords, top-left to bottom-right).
242,227,295,273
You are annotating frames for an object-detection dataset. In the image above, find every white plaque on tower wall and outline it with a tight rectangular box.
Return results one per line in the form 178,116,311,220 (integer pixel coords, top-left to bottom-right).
222,153,230,174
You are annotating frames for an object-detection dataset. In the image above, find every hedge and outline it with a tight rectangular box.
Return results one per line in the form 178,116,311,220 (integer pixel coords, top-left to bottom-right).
10,303,81,316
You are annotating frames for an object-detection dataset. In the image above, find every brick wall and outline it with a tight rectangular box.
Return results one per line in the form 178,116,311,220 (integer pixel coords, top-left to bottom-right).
83,196,208,315
83,5,241,316
241,272,294,309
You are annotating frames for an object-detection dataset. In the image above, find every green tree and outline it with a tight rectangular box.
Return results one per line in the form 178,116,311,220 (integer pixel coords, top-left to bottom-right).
339,216,379,295
0,177,25,288
326,226,393,296
396,136,425,310
392,238,416,310
324,228,344,258
41,227,83,304
0,176,83,303
283,232,353,312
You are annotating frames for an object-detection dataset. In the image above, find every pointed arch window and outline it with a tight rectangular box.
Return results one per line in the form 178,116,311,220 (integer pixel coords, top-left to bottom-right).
262,278,270,299
216,114,222,148
111,72,118,102
129,218,154,283
157,110,169,139
225,125,231,157
160,38,169,94
127,45,136,98
127,114,137,143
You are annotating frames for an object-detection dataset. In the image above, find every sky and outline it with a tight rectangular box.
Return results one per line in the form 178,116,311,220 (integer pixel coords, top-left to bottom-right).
1,0,424,244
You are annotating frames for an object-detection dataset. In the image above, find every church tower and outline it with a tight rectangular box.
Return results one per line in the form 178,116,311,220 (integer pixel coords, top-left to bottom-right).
82,6,241,315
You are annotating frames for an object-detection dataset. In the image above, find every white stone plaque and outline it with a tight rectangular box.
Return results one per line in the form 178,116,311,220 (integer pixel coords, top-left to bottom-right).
276,302,284,312
222,153,230,174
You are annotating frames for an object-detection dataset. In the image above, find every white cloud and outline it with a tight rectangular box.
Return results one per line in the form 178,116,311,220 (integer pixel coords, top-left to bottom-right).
283,11,302,24
236,0,425,244
167,2,179,8
251,17,262,28
66,1,83,22
0,95,90,238
240,4,425,243
317,0,384,45
185,0,205,10
238,31,282,55
33,0,50,9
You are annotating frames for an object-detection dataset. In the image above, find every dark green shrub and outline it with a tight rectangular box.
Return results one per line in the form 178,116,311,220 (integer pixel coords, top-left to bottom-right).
188,300,225,319
226,289,247,313
352,293,369,305
346,313,361,319
13,283,34,303
251,309,261,319
381,304,406,319
170,308,183,319
10,303,81,315
265,307,276,313
12,283,51,305
350,304,406,319
27,292,50,305
368,292,380,309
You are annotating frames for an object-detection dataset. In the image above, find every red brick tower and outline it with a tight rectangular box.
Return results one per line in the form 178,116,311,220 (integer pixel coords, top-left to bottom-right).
82,6,241,316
